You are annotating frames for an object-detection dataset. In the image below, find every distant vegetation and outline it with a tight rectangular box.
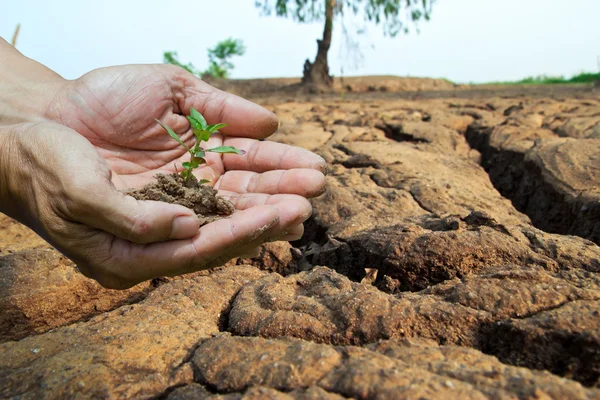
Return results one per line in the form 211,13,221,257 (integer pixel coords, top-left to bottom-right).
204,38,246,79
488,72,600,85
163,51,199,76
163,38,245,79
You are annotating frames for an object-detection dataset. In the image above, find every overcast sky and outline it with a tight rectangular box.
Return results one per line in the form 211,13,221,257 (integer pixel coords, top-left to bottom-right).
1,0,599,83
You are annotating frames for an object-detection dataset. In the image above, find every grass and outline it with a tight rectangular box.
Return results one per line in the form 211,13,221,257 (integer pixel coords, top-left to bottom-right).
485,71,600,86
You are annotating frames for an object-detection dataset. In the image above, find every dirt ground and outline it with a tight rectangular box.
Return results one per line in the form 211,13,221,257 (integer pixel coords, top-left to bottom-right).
1,77,599,399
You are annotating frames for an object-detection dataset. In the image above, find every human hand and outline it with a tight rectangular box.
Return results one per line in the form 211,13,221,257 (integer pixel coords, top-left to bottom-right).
1,64,326,289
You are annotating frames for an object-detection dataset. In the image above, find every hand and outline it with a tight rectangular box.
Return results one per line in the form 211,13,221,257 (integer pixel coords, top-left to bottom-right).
1,64,326,289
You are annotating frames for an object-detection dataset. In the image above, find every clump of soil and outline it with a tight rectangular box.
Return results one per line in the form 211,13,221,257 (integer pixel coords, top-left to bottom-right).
125,173,235,226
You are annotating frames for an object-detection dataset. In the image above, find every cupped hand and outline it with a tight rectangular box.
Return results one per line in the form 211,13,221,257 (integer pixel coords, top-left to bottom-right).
1,65,326,289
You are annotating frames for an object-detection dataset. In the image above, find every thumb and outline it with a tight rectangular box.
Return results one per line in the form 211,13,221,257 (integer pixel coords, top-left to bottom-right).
8,122,201,245
72,190,201,244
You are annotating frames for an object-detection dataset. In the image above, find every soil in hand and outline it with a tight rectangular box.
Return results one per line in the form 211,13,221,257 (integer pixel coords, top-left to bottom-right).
125,173,235,226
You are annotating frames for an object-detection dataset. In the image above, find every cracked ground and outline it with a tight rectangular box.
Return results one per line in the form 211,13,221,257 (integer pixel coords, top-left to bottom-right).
1,80,600,399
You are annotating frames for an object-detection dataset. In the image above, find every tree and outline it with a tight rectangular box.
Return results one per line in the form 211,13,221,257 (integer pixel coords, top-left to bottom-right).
163,38,246,79
255,0,435,87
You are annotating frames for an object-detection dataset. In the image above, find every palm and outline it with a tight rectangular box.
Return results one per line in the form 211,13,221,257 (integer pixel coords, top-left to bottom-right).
52,65,227,189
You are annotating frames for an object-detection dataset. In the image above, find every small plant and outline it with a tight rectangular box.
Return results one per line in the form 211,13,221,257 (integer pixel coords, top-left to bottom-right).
156,108,245,183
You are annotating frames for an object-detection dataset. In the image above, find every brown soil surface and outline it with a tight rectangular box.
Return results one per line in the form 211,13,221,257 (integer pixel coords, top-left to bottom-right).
126,173,235,226
206,75,457,97
1,78,600,399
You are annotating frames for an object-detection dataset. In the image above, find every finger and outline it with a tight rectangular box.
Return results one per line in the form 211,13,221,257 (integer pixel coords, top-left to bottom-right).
237,246,262,259
218,192,312,223
182,78,279,139
214,169,326,198
226,223,304,260
107,205,281,284
278,223,304,242
218,192,312,245
217,192,301,208
221,138,328,174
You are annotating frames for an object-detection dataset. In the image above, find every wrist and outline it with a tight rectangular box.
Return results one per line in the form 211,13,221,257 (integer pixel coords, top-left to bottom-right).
0,124,38,229
0,125,18,218
0,38,67,125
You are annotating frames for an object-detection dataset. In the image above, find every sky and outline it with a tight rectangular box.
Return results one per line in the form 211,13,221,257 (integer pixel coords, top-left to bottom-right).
1,0,599,83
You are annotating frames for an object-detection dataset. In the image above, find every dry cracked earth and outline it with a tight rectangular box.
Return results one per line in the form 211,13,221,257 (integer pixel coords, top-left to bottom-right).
1,82,599,399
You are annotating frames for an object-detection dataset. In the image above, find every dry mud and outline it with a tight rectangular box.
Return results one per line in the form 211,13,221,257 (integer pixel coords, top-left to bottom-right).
125,173,235,227
1,82,599,399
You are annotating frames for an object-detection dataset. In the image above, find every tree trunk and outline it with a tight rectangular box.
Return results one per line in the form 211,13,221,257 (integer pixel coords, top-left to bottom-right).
302,0,334,87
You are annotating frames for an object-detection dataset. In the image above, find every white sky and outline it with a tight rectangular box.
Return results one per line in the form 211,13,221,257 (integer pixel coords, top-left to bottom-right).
1,0,599,83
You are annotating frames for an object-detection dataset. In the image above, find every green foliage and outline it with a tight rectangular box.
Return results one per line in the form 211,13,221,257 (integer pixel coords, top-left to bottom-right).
487,72,600,86
163,38,246,79
517,76,569,85
561,72,600,84
205,146,245,154
255,0,434,37
206,38,246,78
156,120,192,153
156,108,246,183
208,38,246,62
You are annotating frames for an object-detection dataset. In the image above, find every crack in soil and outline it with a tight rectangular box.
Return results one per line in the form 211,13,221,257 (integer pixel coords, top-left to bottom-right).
375,123,430,143
480,304,600,387
408,187,436,214
464,121,600,245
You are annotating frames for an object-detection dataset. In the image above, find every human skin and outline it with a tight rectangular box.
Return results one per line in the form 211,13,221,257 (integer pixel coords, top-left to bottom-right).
0,38,327,289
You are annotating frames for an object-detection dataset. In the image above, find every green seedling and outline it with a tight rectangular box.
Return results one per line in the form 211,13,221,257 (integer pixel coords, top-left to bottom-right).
156,107,245,183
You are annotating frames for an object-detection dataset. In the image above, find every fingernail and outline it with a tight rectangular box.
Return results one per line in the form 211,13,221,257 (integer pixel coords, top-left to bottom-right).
277,234,303,242
171,215,200,239
239,247,262,259
316,157,328,175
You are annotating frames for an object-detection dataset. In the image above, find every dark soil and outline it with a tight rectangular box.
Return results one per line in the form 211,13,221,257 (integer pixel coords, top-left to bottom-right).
125,173,235,226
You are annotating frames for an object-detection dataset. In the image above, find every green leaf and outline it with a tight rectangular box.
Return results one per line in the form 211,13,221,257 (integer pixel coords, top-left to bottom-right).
207,123,228,133
187,115,203,133
182,161,191,169
188,126,212,143
198,130,212,143
189,107,208,130
192,156,206,166
198,179,210,185
194,150,206,158
206,146,246,155
156,119,192,154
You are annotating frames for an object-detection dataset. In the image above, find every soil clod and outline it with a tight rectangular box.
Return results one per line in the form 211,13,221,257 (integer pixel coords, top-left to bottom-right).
125,173,235,226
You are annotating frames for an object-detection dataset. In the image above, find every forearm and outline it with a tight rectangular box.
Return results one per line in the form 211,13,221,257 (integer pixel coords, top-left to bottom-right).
0,38,66,125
